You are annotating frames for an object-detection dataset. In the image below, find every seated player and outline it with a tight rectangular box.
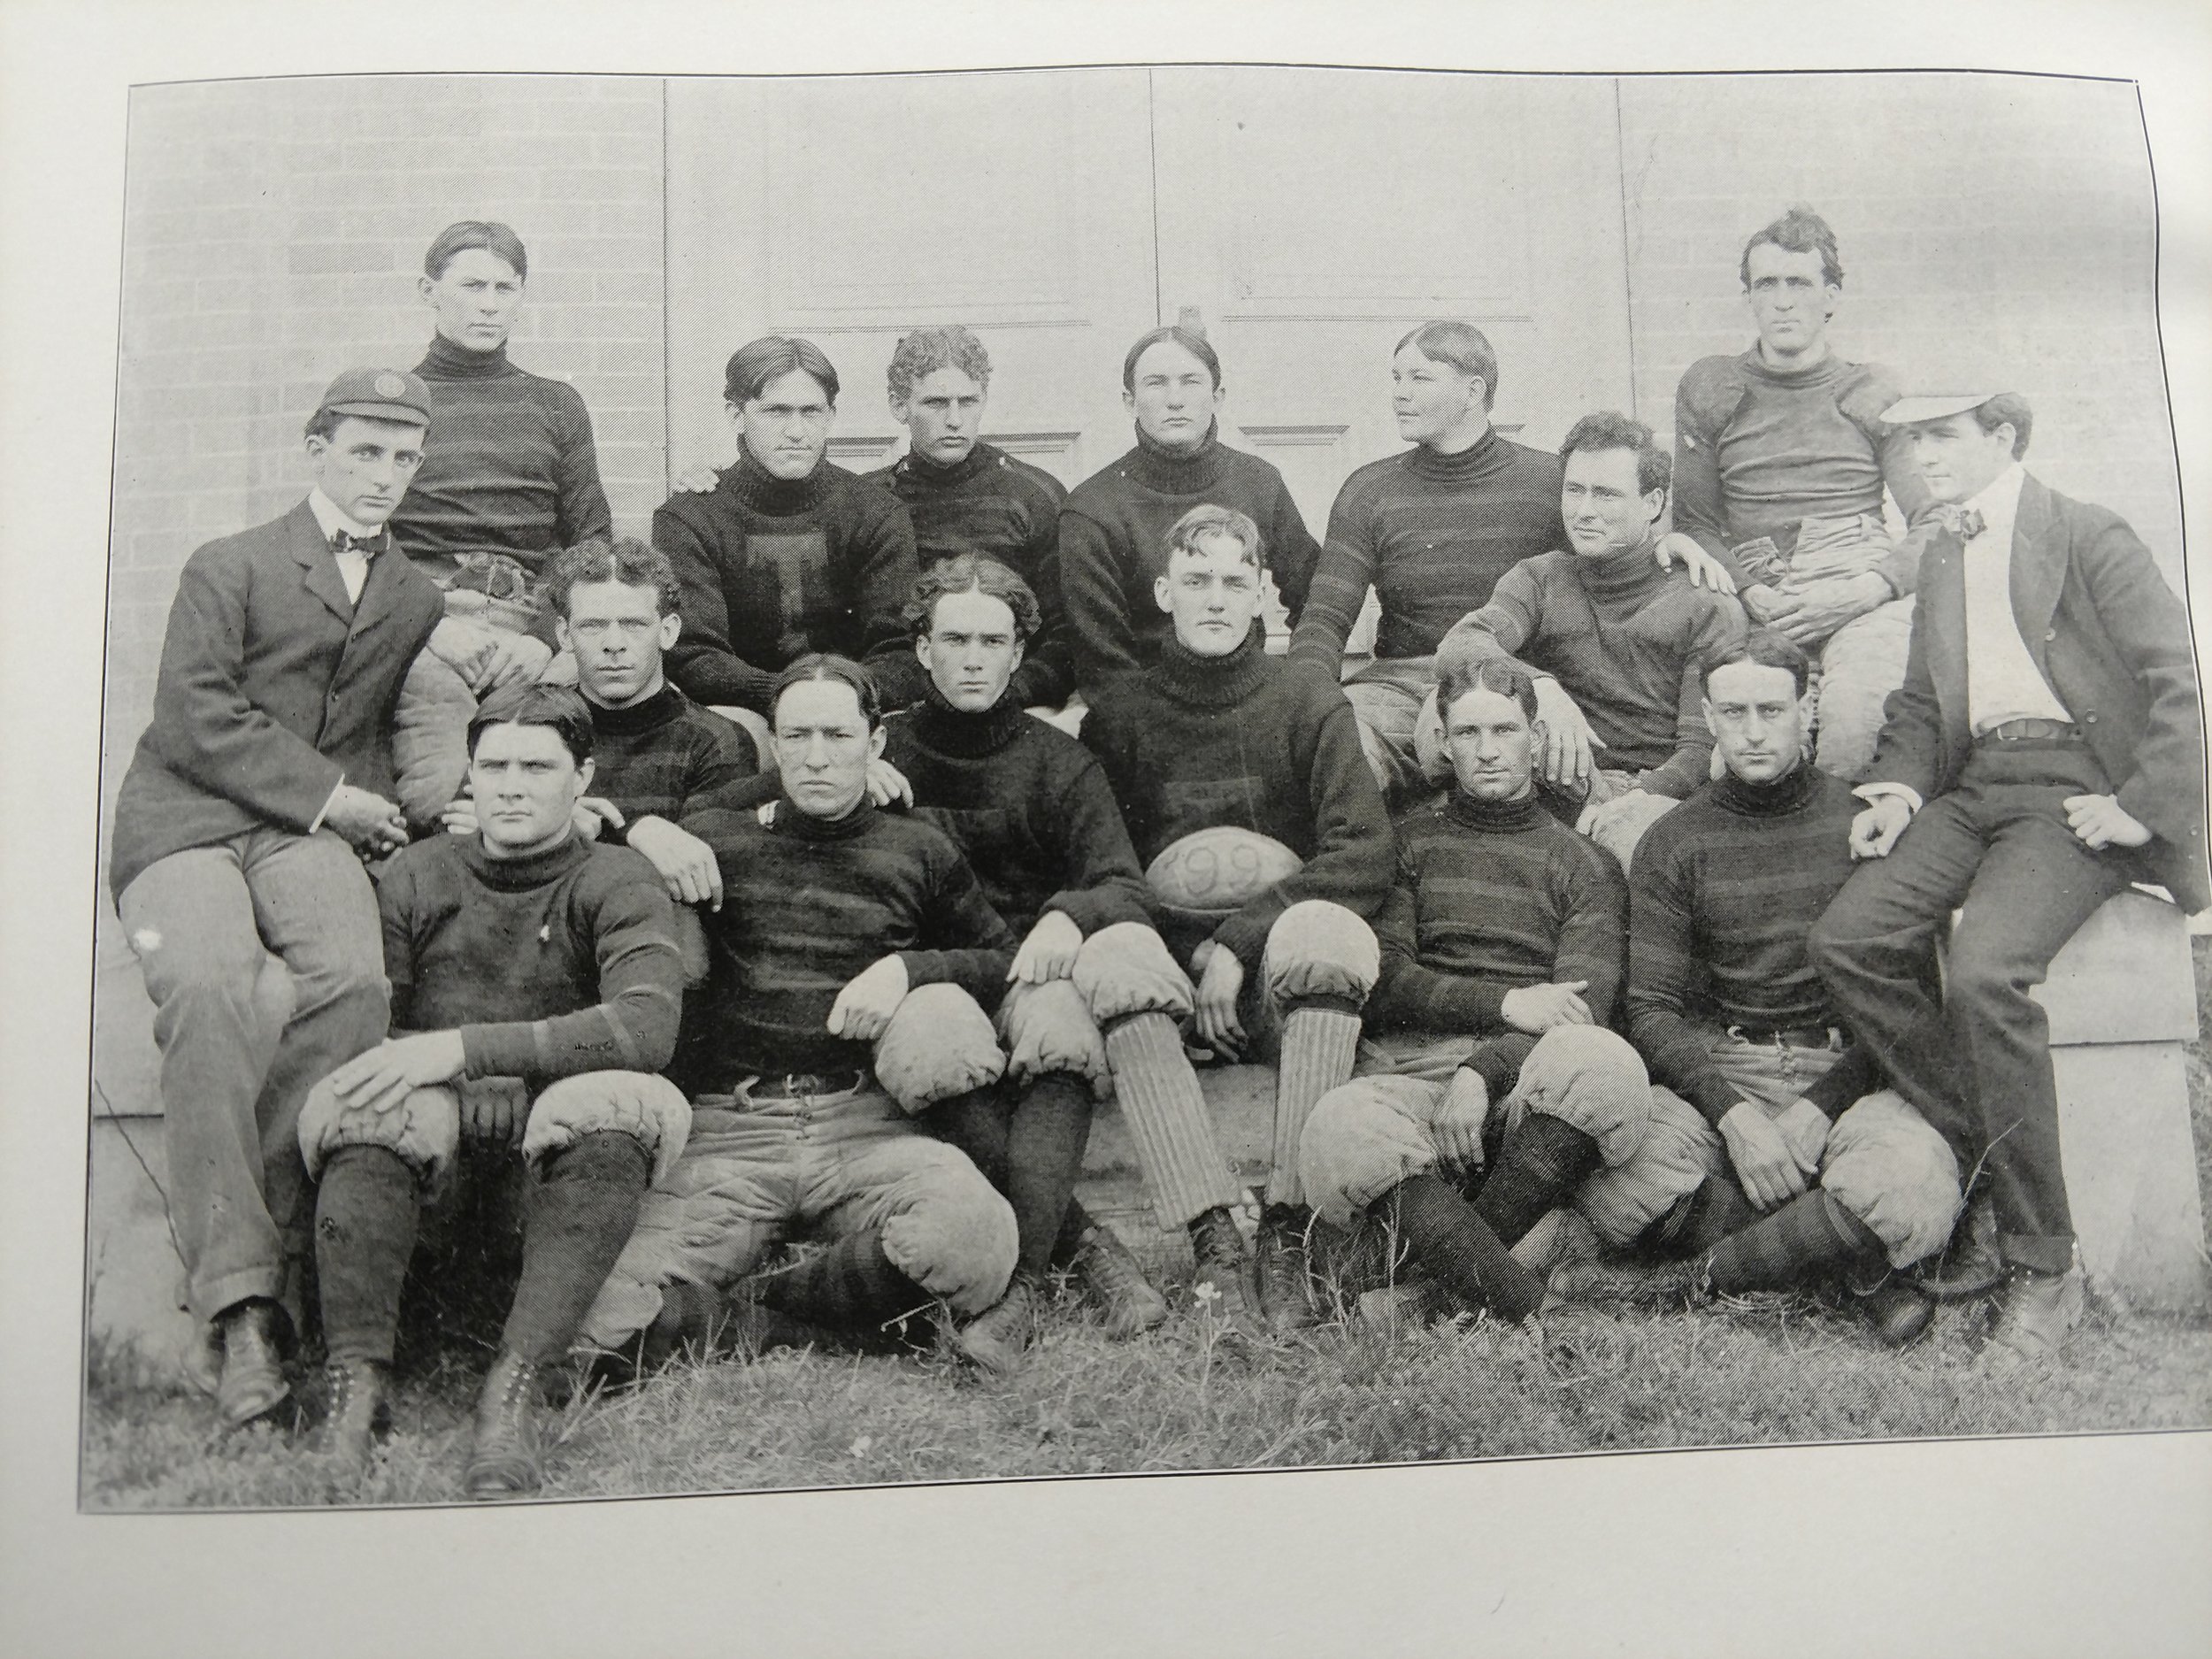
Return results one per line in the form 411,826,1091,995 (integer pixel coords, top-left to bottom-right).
1299,660,1707,1329
1432,411,1748,869
1063,325,1321,694
655,336,927,741
1557,632,1960,1345
581,656,1020,1371
864,326,1077,713
1081,504,1394,1334
298,685,687,1497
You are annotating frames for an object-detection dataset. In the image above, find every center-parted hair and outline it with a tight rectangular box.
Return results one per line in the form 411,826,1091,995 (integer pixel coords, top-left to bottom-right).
1121,325,1222,393
726,335,841,408
904,553,1042,643
546,536,680,620
424,220,529,282
1164,503,1264,570
1435,657,1540,726
1560,410,1672,497
771,652,882,732
1395,320,1501,411
1740,204,1844,290
1701,627,1813,699
887,326,993,402
466,682,595,765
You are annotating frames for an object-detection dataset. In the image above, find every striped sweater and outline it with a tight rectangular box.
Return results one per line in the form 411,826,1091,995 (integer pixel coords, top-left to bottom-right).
1627,761,1879,1124
1370,790,1627,1096
586,682,759,826
378,831,682,1086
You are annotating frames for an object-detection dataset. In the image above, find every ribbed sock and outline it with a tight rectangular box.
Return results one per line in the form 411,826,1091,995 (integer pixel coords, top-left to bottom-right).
756,1226,931,1332
501,1133,652,1364
926,1085,1011,1190
1101,1011,1240,1226
315,1145,421,1366
1269,1005,1362,1208
1663,1173,1761,1258
1707,1188,1884,1294
1386,1171,1548,1324
1006,1072,1094,1280
1474,1115,1601,1248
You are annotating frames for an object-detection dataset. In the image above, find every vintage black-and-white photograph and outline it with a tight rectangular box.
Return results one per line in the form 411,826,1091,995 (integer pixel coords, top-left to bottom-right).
81,62,2210,1517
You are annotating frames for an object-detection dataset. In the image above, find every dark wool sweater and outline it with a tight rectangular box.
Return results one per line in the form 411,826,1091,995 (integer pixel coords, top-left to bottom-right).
1061,423,1322,693
865,442,1076,710
1672,349,1936,596
1290,431,1566,671
1436,541,1748,800
387,334,611,578
585,681,758,826
1371,790,1628,1099
1081,623,1394,972
654,451,926,716
679,795,1017,1081
878,685,1152,940
378,830,682,1086
1627,760,1880,1125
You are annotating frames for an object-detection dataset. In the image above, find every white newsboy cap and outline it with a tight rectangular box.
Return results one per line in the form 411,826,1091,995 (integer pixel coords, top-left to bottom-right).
1880,392,2007,425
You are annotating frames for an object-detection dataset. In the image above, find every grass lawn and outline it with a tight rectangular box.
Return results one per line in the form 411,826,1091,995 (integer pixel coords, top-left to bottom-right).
79,950,2212,1512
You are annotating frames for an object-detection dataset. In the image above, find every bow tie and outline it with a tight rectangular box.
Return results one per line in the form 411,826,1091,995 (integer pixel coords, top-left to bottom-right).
329,528,383,556
1934,503,1987,541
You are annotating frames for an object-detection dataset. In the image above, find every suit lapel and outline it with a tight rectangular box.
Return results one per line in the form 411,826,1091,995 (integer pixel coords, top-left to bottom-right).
2008,474,2066,680
1922,533,1971,745
286,501,356,626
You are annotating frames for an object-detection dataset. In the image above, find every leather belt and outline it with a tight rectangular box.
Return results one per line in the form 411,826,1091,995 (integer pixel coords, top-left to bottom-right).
745,1071,868,1102
1725,1023,1842,1049
1976,718,2081,744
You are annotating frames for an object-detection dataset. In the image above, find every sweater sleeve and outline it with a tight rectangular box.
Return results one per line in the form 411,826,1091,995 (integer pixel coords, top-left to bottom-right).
1368,856,1513,1035
656,500,778,712
1801,1041,1882,1121
1287,472,1379,673
676,715,760,808
1062,508,1144,693
845,488,929,711
1040,757,1155,936
897,841,1019,1001
377,856,420,1035
1267,477,1324,631
1432,562,1544,684
1625,827,1740,1125
458,863,685,1079
1555,844,1629,1028
1634,595,1746,801
1848,366,1939,599
1671,371,1739,571
550,383,613,548
1210,698,1395,972
1008,495,1077,710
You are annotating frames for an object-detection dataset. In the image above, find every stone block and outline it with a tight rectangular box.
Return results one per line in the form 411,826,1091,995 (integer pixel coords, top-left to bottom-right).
2052,1041,2210,1310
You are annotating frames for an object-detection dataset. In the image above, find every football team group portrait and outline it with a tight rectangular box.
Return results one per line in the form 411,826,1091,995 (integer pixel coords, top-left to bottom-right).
81,66,2211,1509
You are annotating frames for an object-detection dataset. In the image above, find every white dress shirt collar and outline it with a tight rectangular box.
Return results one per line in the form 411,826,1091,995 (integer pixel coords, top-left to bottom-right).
307,487,384,543
1958,462,2026,541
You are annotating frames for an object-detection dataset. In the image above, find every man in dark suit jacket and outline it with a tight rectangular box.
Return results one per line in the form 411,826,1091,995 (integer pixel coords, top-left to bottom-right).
1809,389,2206,1371
110,368,449,1428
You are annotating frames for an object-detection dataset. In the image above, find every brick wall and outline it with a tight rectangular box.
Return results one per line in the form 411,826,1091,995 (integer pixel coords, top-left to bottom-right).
1617,72,2183,589
101,73,666,938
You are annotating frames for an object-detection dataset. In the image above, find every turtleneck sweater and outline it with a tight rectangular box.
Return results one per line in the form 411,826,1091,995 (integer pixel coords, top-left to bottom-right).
1290,430,1567,671
1435,538,1747,799
676,791,1016,1082
871,682,1152,940
1061,421,1322,692
1626,757,1880,1124
376,827,681,1085
582,680,759,826
864,442,1075,709
1080,621,1393,972
1370,786,1628,1095
1672,347,1935,596
653,449,926,716
386,333,611,578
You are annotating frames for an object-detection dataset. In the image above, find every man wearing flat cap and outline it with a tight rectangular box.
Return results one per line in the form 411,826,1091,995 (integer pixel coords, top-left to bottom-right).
110,369,457,1430
1809,388,2207,1369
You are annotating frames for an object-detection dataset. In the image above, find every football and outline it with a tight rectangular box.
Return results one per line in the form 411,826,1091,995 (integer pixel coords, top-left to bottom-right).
1145,828,1303,916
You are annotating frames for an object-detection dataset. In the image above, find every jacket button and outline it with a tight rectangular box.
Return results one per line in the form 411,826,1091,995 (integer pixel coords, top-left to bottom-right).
2084,712,2098,724
2044,629,2057,641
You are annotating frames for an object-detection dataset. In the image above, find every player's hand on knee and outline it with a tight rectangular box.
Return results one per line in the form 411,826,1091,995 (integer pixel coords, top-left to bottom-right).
1775,1098,1832,1171
1500,979,1592,1034
1532,676,1602,793
1848,795,1912,860
626,815,726,910
1432,1066,1491,1177
1654,531,1738,595
326,1031,467,1118
1190,941,1248,1059
478,630,551,692
827,954,910,1041
427,616,496,679
1721,1101,1817,1211
1010,910,1083,985
864,757,914,809
2062,793,2151,850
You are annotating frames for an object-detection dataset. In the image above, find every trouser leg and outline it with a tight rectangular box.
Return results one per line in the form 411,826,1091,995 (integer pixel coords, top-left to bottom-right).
314,1146,422,1366
501,1132,653,1364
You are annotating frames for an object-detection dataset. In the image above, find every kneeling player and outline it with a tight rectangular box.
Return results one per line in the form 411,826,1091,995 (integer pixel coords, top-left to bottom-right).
301,686,687,1497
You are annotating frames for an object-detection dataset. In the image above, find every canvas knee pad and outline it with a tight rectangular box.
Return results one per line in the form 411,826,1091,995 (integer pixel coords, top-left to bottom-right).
1297,1079,1440,1233
1572,1086,1725,1247
1263,900,1380,1010
1820,1090,1962,1268
1073,921,1194,1025
878,1146,1020,1317
297,1076,461,1187
1000,976,1110,1096
1509,1026,1650,1169
874,983,1007,1114
523,1070,693,1187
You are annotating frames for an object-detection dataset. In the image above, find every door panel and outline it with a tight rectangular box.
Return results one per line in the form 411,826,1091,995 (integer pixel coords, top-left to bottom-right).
665,71,1160,489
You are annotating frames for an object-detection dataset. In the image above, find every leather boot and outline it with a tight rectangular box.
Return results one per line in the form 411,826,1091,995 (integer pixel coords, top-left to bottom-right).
954,1271,1041,1378
1070,1221,1169,1338
1978,1259,2084,1373
1253,1207,1317,1334
464,1350,544,1500
214,1298,295,1430
315,1359,393,1488
1186,1207,1261,1339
